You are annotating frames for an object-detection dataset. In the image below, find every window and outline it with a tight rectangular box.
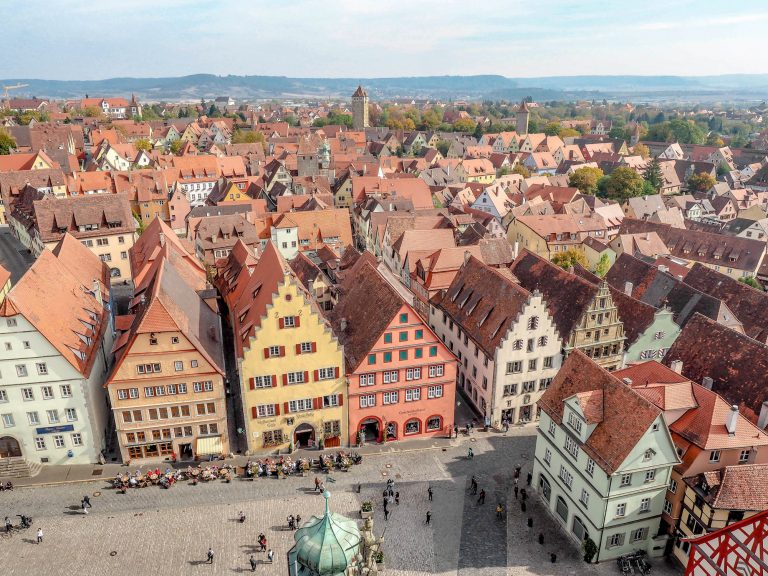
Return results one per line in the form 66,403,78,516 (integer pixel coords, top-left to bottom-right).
368,354,376,365
251,375,273,389
268,346,281,357
543,356,554,369
415,329,423,339
507,361,522,374
282,315,296,328
359,394,376,408
639,498,650,513
406,367,421,381
190,360,198,368
427,385,443,398
429,346,437,357
59,384,72,398
359,374,375,387
400,313,408,323
145,387,155,397
300,342,314,354
71,433,83,446
608,533,625,548
0,390,6,403
22,341,30,349
404,419,420,435
668,479,678,493
65,408,78,422
709,450,721,463
36,362,48,375
580,489,589,507
286,371,306,385
503,383,518,396
739,449,751,463
34,437,46,450
539,377,553,390
129,388,139,398
53,435,65,448
567,412,583,434
512,339,523,350
522,380,535,393
565,435,579,459
117,389,128,400
405,388,421,402
256,404,276,418
136,363,161,374
663,499,673,515
46,409,60,424
586,458,595,476
428,364,444,378
620,474,632,487
558,465,573,489
22,388,34,401
616,503,626,517
399,331,408,342
383,391,398,405
174,361,183,371
544,448,552,465
382,370,398,384
399,350,408,361
426,416,441,431
178,383,187,394
527,339,535,353
548,421,556,436
414,348,423,359
16,365,28,377
27,411,39,425
383,352,392,363
6,318,16,327
41,386,53,400
644,469,656,483
631,528,648,542
1,414,14,427
383,333,392,344
537,335,548,347
527,316,539,330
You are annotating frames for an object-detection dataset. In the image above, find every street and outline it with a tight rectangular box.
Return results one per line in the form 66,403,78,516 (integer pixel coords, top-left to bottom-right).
0,227,34,284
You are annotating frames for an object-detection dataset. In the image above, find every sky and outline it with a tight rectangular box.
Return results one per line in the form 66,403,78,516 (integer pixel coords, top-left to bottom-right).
3,0,768,80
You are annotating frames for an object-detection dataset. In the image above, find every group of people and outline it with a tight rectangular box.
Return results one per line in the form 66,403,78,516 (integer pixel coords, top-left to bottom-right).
286,514,302,530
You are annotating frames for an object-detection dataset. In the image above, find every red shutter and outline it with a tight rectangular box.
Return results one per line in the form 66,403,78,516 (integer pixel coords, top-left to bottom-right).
313,370,319,382
263,347,269,359
283,402,289,414
249,377,255,390
334,367,340,378
275,403,281,416
303,371,309,383
311,342,317,353
279,317,285,329
338,394,344,407
295,343,301,355
313,397,320,410
279,346,286,357
295,316,301,328
251,406,258,419
271,375,277,387
282,374,288,386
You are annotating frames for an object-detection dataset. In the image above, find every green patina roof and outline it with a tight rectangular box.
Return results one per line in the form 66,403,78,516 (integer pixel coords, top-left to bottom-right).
293,491,361,576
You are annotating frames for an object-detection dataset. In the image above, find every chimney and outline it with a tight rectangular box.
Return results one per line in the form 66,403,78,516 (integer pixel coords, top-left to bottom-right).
159,232,165,247
726,404,739,436
92,279,103,306
702,376,713,390
624,281,633,296
340,318,348,332
622,377,633,386
670,360,683,374
513,241,519,259
658,265,668,273
464,250,472,265
758,401,768,430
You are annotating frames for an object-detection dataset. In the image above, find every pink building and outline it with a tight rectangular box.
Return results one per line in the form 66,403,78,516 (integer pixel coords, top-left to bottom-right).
330,253,457,445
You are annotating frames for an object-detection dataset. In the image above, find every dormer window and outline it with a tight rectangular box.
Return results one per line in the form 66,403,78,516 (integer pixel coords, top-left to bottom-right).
643,448,656,462
567,412,583,434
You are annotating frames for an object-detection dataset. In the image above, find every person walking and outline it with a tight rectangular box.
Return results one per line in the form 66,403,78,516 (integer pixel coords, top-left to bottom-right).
207,548,214,564
384,508,389,521
249,555,257,572
238,510,246,523
83,495,91,507
470,476,477,495
514,486,519,499
496,504,504,519
427,487,433,501
295,514,301,528
467,447,474,459
314,477,321,492
267,549,274,563
453,425,458,439
425,511,431,525
477,489,486,505
526,472,532,486
82,501,89,515
521,488,527,501
36,527,43,544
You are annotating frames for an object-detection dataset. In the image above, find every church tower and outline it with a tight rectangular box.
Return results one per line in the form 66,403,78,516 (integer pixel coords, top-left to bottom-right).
351,85,369,131
516,99,530,135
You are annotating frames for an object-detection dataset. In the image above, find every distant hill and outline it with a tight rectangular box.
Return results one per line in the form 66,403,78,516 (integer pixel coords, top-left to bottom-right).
3,74,768,102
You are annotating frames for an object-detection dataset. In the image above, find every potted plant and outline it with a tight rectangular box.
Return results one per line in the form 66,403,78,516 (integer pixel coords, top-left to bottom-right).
360,500,373,519
582,537,597,563
374,550,384,571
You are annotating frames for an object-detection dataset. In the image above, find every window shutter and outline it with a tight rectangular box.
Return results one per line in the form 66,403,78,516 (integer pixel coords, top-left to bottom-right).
313,397,320,410
279,346,286,357
249,377,255,390
271,375,277,387
251,406,258,419
334,367,340,378
295,316,301,328
295,343,301,355
274,403,280,416
303,371,309,383
263,347,269,359
311,342,317,353
313,370,319,382
282,374,288,386
279,317,285,329
338,394,343,406
283,402,289,414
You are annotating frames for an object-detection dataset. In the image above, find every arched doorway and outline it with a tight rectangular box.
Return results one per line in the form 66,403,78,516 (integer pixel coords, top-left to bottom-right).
294,423,315,448
0,436,22,458
385,422,397,441
359,418,380,444
572,515,589,542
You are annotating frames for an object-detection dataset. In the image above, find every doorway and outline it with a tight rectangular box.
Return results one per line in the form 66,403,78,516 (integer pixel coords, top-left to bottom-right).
294,423,315,448
519,405,532,423
179,443,193,460
0,436,21,458
359,418,380,443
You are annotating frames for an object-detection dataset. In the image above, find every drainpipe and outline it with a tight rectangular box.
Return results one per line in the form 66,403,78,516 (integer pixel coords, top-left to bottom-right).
595,473,613,563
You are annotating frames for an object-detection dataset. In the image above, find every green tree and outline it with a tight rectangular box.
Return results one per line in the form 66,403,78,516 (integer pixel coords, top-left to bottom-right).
668,118,705,144
473,122,484,139
687,171,716,192
558,127,581,138
599,166,646,201
645,122,672,142
551,249,588,270
706,133,725,147
643,158,664,193
568,166,604,195
543,121,562,136
232,130,265,144
435,139,450,157
511,164,531,178
594,253,611,278
0,129,16,155
583,537,598,563
134,138,151,152
207,104,222,118
739,276,763,290
170,140,184,154
633,143,650,159
453,118,476,133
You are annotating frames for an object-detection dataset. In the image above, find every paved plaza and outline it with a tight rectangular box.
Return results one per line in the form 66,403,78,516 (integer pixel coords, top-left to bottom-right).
0,430,681,576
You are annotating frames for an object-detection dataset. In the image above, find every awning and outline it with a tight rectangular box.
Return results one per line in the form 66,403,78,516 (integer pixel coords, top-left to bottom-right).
196,435,223,456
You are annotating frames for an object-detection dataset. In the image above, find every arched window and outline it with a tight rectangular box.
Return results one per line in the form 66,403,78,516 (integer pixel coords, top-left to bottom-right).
527,316,539,330
426,416,442,431
556,495,569,522
537,335,548,346
404,418,421,435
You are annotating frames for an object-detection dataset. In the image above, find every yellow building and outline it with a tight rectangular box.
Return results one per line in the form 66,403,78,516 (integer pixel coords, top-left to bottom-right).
216,240,347,452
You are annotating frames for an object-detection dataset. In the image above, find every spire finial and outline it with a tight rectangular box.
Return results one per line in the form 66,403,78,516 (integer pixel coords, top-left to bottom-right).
323,490,331,515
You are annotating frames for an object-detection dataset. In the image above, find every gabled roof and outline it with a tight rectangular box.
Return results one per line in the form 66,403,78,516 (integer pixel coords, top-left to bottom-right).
538,351,663,474
691,465,768,511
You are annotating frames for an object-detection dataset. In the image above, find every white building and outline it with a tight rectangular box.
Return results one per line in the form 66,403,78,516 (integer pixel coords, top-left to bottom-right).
429,255,562,426
533,351,679,562
0,235,113,466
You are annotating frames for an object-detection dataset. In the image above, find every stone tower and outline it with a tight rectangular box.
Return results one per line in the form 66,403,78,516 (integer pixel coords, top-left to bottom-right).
351,85,369,131
516,99,530,135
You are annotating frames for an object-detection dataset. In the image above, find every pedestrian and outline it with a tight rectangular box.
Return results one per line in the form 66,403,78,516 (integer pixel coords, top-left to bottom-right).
258,533,267,552
527,517,533,528
526,472,532,486
249,555,257,572
477,489,485,505
267,549,274,563
4,516,11,534
538,533,544,545
239,510,246,523
514,465,521,478
287,515,295,530
496,503,504,519
465,423,470,435
467,447,474,459
514,486,519,499
383,498,388,512
470,476,477,495
521,488,527,501
36,527,43,544
514,476,518,487
395,492,400,505
295,514,301,528
427,486,433,501
207,548,214,564
384,508,389,521
550,553,557,563
453,425,458,439
83,495,91,508
82,501,88,515
314,477,321,492
425,511,431,525
521,501,527,512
